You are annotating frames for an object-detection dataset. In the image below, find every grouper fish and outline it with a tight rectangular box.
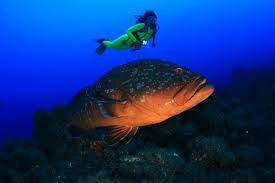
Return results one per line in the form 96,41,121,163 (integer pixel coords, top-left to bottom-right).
67,59,214,145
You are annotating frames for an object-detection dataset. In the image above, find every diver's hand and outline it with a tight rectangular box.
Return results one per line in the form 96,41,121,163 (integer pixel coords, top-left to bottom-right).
134,40,142,46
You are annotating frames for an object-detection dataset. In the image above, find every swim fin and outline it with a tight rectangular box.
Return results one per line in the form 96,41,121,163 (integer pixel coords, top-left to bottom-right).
96,38,108,55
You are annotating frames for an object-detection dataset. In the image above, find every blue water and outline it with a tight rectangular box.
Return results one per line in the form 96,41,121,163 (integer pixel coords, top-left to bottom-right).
0,0,274,143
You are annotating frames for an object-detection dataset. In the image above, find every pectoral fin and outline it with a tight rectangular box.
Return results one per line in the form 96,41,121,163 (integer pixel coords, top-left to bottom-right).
104,126,139,146
97,102,116,118
93,92,127,104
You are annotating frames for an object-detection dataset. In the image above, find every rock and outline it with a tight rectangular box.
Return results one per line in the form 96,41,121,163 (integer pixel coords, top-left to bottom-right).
234,145,264,167
187,136,236,168
0,167,22,183
108,147,185,181
33,108,72,160
9,146,48,171
137,115,201,150
77,175,123,183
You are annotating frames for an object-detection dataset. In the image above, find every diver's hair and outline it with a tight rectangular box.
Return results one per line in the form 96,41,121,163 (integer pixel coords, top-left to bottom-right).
134,10,158,32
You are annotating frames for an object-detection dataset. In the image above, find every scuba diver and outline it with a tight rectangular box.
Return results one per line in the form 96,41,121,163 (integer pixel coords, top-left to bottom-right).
96,10,158,55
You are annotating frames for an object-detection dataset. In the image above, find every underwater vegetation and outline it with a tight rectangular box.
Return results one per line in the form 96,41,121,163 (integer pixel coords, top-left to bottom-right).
0,60,274,183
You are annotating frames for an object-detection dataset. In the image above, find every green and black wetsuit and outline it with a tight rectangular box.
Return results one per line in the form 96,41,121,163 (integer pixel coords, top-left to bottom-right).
96,23,155,54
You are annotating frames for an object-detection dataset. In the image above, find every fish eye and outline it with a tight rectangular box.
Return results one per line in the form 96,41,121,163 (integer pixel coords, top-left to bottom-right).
174,67,184,73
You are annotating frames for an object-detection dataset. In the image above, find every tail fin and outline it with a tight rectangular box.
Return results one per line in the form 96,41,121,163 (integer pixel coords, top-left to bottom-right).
96,38,108,55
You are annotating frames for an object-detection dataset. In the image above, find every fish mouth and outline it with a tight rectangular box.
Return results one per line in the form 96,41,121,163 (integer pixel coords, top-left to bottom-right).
174,77,214,106
191,79,208,98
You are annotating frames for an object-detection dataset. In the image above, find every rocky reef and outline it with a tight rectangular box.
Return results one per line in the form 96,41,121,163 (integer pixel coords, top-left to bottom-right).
0,65,274,183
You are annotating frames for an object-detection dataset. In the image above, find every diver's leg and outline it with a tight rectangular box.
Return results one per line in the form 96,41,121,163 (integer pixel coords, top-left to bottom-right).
103,34,131,49
102,40,113,47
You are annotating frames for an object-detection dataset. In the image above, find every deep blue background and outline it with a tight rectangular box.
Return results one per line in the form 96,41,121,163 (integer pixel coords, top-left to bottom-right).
0,0,274,143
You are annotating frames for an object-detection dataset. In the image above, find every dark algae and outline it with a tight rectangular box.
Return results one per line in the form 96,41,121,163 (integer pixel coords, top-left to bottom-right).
0,61,274,183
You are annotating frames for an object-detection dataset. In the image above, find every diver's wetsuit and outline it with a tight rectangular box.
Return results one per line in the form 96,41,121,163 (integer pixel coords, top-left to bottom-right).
102,23,155,50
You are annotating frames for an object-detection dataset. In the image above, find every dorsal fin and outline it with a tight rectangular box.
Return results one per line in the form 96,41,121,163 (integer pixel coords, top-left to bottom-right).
103,126,139,146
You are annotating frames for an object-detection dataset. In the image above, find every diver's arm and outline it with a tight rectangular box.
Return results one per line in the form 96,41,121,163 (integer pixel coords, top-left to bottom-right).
152,33,156,47
127,23,145,43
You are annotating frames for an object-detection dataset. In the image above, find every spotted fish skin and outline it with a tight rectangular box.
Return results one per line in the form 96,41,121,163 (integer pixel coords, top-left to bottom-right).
67,59,214,145
94,59,196,99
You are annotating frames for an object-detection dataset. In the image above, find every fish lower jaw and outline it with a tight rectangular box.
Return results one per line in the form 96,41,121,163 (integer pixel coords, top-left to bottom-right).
190,82,209,99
